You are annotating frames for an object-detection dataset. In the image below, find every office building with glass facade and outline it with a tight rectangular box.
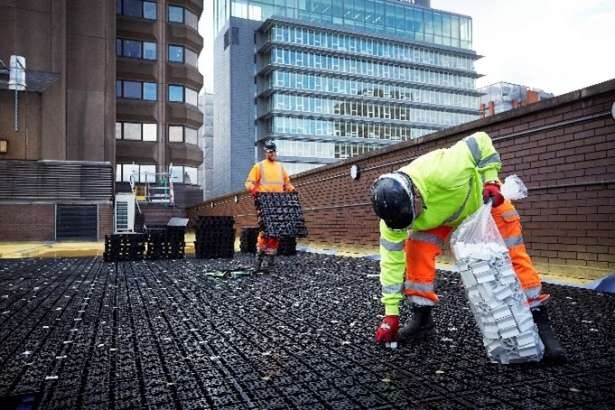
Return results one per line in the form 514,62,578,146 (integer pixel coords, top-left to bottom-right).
212,0,481,195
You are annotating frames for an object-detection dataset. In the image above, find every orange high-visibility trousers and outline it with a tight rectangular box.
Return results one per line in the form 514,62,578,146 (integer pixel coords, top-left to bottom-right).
257,231,279,255
404,200,544,306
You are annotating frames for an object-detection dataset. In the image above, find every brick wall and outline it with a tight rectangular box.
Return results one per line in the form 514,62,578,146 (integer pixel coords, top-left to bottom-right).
189,79,615,275
0,204,55,241
98,203,114,240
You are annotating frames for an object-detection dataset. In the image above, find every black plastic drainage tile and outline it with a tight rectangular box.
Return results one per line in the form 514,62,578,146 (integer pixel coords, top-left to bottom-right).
0,254,614,409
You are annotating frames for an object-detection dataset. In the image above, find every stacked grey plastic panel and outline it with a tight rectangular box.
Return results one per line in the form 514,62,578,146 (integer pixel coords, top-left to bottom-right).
457,252,544,364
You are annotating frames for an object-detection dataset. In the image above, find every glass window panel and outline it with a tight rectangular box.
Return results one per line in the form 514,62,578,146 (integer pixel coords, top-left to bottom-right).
185,88,198,106
124,0,142,17
169,125,184,142
116,163,122,182
123,81,141,99
185,127,198,145
169,45,184,62
142,123,157,141
143,82,157,100
185,9,198,29
115,122,122,139
185,48,198,67
124,123,141,140
123,39,142,58
143,1,157,19
123,164,139,182
168,85,184,102
168,5,184,23
184,167,198,185
116,39,122,55
143,42,156,60
116,80,122,97
170,166,183,183
140,165,156,182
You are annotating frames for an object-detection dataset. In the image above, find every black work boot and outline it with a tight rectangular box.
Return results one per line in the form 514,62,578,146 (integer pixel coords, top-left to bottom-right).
531,306,567,364
263,254,276,271
398,306,435,342
253,251,265,272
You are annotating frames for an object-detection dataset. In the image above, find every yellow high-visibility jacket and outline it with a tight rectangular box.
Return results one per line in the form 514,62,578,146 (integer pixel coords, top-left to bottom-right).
245,160,295,193
379,132,502,315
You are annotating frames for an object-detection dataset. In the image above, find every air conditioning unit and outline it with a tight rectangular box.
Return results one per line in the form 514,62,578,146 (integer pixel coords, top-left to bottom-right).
114,192,136,233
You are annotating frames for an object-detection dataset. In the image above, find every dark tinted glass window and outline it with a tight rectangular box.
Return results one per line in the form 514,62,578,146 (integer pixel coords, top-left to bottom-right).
116,39,122,55
123,40,142,58
123,81,141,98
116,80,122,97
124,0,142,17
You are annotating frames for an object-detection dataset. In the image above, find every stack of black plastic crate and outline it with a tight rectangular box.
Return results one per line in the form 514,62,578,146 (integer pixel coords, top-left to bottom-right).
103,233,146,262
255,192,308,249
239,227,259,253
194,216,235,258
145,225,185,260
277,236,297,256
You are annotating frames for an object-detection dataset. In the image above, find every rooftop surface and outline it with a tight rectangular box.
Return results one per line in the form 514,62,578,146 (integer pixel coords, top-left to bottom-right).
0,253,613,409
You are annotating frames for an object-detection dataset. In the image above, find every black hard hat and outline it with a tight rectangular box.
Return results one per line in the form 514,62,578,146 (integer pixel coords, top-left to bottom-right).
264,140,277,152
370,172,415,229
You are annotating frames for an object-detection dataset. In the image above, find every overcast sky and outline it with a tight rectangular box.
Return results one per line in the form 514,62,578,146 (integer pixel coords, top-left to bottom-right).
199,0,615,96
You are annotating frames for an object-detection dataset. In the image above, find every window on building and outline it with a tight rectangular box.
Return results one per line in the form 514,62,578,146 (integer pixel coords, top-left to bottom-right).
168,125,184,142
116,122,158,141
185,48,198,67
143,82,157,100
168,85,184,102
123,81,141,98
168,125,198,144
117,38,156,60
185,127,198,144
117,80,157,101
117,0,157,20
170,165,183,183
168,5,184,22
168,45,184,62
168,5,198,30
168,85,198,106
168,45,200,68
185,88,198,106
184,167,198,184
116,163,157,183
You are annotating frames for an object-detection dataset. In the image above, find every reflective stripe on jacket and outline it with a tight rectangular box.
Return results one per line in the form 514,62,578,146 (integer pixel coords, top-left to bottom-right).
245,160,295,193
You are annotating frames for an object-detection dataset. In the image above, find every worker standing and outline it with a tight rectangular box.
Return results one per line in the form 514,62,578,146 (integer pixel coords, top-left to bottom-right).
371,131,566,364
245,141,295,272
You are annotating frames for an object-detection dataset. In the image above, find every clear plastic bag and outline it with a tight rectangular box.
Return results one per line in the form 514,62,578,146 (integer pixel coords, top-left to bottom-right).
450,179,543,364
500,175,528,201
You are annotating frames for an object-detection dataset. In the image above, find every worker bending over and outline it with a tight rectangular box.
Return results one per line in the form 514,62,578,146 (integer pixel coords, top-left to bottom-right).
245,141,295,272
371,131,566,364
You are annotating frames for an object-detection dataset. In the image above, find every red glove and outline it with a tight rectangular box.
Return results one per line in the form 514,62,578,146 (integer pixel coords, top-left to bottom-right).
250,190,257,199
483,182,504,207
375,315,399,343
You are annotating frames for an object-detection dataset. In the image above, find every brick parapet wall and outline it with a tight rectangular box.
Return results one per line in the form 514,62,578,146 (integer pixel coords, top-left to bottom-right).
189,79,615,275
